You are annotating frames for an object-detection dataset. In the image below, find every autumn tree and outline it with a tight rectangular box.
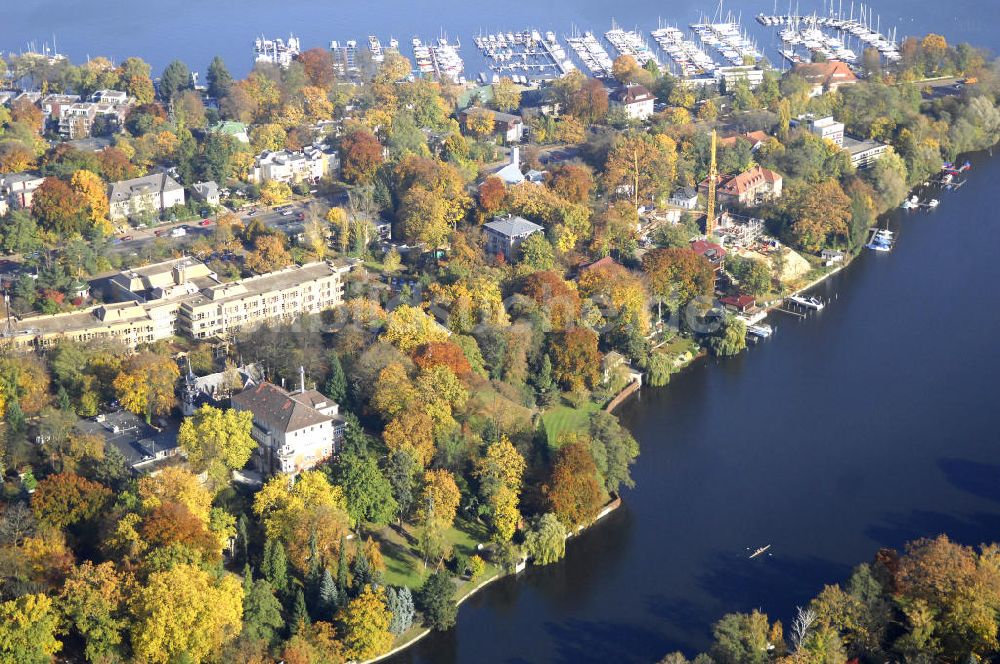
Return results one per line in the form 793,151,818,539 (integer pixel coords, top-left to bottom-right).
603,132,678,208
784,179,852,252
0,593,62,663
479,176,506,215
549,163,595,202
31,177,88,236
491,77,522,113
59,561,128,663
340,585,393,660
118,56,155,105
381,304,449,353
0,142,35,172
417,469,461,528
31,472,111,530
612,54,643,84
129,564,243,664
577,260,650,333
69,169,111,235
642,247,715,310
568,78,610,124
383,410,436,468
252,471,350,573
412,341,472,377
476,436,526,543
549,328,601,391
524,513,567,565
113,351,180,423
298,48,338,90
178,405,256,487
544,441,604,527
464,107,496,137
246,233,292,273
340,128,384,184
259,179,292,206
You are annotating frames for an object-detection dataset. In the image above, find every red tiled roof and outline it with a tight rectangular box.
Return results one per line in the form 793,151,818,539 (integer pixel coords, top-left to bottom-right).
717,165,781,196
611,85,653,105
792,61,858,86
721,294,756,308
690,239,727,260
719,130,770,148
580,256,619,273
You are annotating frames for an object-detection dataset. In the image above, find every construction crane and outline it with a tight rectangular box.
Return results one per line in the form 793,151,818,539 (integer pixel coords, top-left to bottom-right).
706,129,718,238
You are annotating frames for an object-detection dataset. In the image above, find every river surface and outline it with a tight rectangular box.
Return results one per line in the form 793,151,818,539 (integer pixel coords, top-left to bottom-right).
5,2,1000,662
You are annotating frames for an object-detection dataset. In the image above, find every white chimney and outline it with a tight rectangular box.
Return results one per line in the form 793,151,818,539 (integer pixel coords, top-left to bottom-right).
299,365,306,394
510,146,519,169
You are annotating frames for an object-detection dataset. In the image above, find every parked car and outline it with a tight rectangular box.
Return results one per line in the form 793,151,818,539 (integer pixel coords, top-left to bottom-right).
199,219,212,226
154,229,166,237
170,227,187,238
122,235,133,241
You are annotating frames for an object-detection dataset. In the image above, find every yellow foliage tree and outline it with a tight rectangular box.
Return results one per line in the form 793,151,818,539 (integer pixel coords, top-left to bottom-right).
112,352,179,423
383,409,435,467
246,234,291,274
381,304,449,353
177,405,256,488
464,107,495,137
259,180,292,207
69,169,111,235
128,564,243,664
0,593,63,662
138,466,213,526
416,469,460,528
340,586,393,660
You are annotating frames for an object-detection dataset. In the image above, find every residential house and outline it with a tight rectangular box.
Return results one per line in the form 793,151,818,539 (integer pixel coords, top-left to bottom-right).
191,181,220,206
231,375,345,476
483,214,544,261
108,172,186,222
459,107,524,143
610,84,655,121
55,90,130,139
719,130,770,151
690,239,727,272
0,172,45,209
700,165,783,206
669,187,700,210
39,94,81,122
249,144,339,184
720,294,756,314
792,61,858,97
821,249,845,266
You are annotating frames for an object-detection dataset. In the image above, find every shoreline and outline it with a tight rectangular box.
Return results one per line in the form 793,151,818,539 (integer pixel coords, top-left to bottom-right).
360,496,624,664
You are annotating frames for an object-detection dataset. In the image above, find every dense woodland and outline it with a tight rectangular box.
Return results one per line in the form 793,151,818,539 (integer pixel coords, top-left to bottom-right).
0,31,998,663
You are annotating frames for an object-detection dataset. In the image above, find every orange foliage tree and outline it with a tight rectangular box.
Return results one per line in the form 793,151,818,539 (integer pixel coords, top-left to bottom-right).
549,327,601,391
412,341,472,377
31,472,112,530
340,128,384,184
544,441,604,527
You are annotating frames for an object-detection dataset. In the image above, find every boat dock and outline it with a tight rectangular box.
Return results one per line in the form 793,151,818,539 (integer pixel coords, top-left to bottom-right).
650,22,719,77
565,28,614,78
429,37,466,84
755,6,900,64
605,20,659,67
690,15,761,66
474,29,571,81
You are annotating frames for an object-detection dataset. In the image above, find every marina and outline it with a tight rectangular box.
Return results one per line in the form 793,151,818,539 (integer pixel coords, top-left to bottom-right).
605,20,659,68
756,3,901,65
650,23,720,78
329,39,358,76
565,29,616,79
690,16,762,66
253,34,300,68
473,29,574,82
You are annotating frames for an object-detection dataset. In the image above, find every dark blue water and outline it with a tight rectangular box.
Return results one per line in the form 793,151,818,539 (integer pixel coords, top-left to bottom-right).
5,2,999,662
1,0,996,78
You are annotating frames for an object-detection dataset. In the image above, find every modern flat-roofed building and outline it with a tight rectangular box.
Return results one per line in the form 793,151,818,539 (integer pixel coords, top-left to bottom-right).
3,258,354,351
0,172,45,209
177,261,352,340
842,136,892,169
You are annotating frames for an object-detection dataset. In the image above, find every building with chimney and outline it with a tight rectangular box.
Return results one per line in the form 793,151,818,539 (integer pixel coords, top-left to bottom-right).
231,368,345,476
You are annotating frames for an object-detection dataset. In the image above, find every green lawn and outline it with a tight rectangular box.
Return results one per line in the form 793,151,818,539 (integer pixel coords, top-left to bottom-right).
374,518,492,590
541,403,599,449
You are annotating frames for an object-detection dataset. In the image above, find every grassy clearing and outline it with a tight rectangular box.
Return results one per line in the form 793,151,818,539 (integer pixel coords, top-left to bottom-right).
541,402,599,448
372,518,494,590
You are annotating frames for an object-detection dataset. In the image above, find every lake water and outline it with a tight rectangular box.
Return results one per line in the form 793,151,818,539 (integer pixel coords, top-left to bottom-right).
1,0,997,78
3,2,999,662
